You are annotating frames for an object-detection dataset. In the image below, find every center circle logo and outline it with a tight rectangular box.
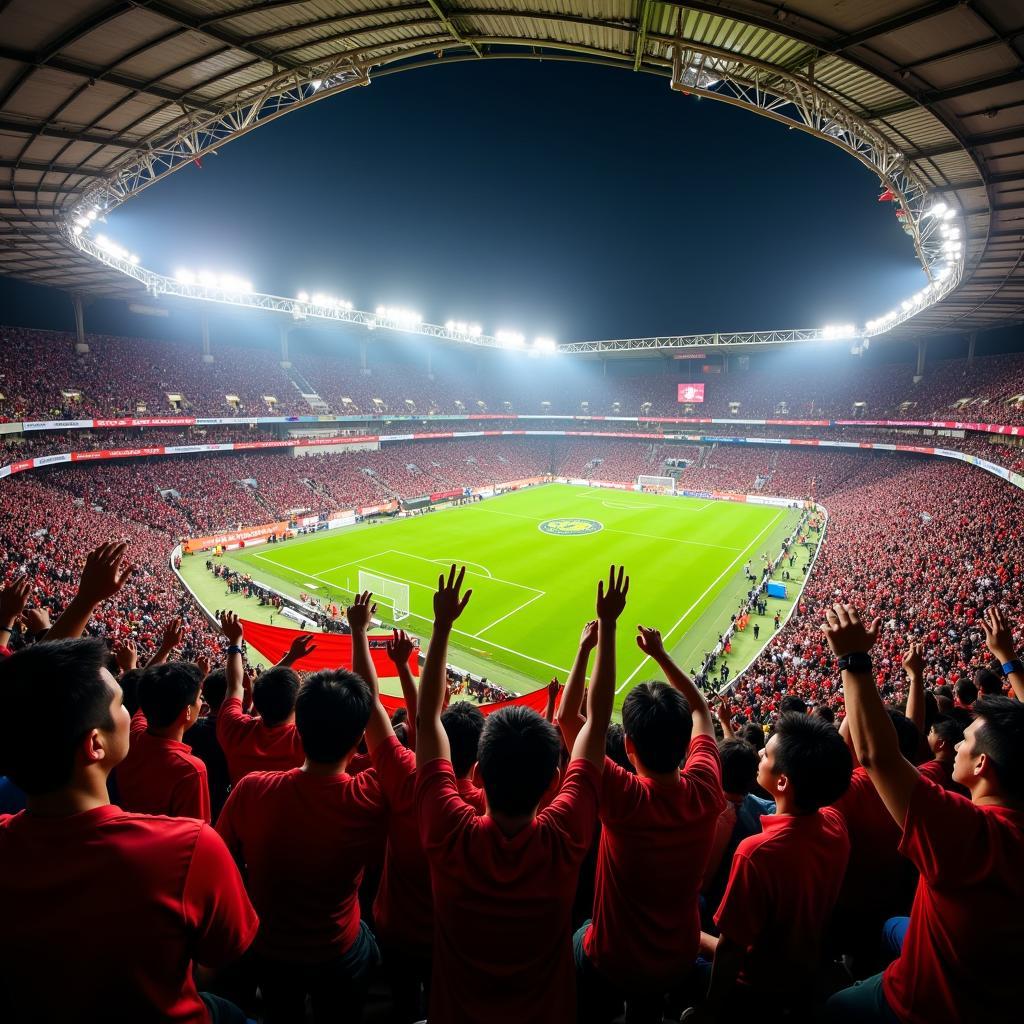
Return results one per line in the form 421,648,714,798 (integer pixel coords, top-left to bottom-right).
539,518,604,536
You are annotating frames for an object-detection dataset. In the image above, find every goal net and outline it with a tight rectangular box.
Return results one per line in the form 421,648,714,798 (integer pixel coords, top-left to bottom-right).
636,474,675,494
357,570,410,621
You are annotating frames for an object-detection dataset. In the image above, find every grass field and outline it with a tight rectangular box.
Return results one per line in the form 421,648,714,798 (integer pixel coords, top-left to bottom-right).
195,484,801,711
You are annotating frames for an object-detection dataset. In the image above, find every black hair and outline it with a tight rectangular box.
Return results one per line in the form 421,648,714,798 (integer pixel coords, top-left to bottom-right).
252,665,300,726
933,684,954,700
0,639,116,795
621,681,692,773
118,668,145,718
605,722,634,773
476,706,560,816
391,706,409,726
720,739,759,795
974,668,1004,697
139,662,203,729
202,668,228,712
771,712,852,812
779,694,808,715
885,707,921,760
740,722,766,751
929,714,965,751
294,669,371,763
972,696,1024,802
811,704,836,725
442,701,485,778
955,677,978,706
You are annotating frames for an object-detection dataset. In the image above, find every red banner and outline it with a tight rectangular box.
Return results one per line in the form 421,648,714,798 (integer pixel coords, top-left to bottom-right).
241,619,420,678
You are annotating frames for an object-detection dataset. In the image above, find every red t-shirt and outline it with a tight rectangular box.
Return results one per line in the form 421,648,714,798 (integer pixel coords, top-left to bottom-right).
883,776,1024,1024
117,714,211,822
833,766,915,915
715,807,850,995
585,734,725,986
416,757,600,1024
0,805,257,1022
918,757,969,797
217,766,388,962
215,697,304,783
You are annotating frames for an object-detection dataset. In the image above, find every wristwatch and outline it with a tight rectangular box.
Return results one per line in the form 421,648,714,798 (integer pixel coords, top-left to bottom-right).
226,644,244,655
1002,659,1024,677
837,652,873,674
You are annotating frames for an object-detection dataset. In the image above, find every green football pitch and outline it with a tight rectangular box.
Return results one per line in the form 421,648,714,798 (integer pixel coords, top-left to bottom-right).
208,484,800,710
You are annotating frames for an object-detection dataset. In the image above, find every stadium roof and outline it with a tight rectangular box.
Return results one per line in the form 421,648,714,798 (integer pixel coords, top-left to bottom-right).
1,0,1022,340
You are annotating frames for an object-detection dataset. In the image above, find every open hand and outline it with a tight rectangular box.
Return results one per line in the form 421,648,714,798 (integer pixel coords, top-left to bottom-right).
596,565,629,622
22,606,51,636
0,576,31,626
284,633,318,664
386,628,415,665
219,610,244,646
902,642,925,678
346,591,377,633
77,541,134,605
113,638,138,673
433,565,472,630
579,619,599,652
980,605,1017,663
636,624,667,661
158,616,184,654
820,603,880,658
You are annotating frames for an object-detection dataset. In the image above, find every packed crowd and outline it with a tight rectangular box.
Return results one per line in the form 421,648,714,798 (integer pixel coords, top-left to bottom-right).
4,324,1024,426
0,546,1020,1024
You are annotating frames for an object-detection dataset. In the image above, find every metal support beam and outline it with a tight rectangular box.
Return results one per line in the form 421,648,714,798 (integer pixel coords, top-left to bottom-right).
916,338,928,377
201,311,213,363
634,0,652,72
70,292,87,351
967,331,977,364
425,0,483,58
279,324,290,367
825,1,962,53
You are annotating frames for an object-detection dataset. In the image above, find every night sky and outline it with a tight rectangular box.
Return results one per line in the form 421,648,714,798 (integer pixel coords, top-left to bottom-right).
11,59,931,344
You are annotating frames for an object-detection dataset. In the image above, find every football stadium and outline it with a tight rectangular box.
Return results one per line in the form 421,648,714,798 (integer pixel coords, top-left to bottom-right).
1,2,1022,1023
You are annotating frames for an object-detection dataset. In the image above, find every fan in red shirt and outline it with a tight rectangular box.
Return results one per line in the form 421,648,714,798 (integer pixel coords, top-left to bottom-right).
215,633,316,782
116,661,211,821
215,612,387,1023
415,564,626,1024
823,602,1024,1024
917,714,969,796
699,710,852,1017
556,620,724,1021
0,629,257,1023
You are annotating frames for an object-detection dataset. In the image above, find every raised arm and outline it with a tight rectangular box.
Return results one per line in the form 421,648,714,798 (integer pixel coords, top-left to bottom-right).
903,641,926,734
219,611,246,703
572,566,628,769
714,696,736,741
543,677,560,724
387,628,418,750
0,577,31,647
980,604,1024,703
417,565,472,767
554,619,598,750
146,616,184,667
637,624,715,739
346,591,394,751
276,632,318,669
48,541,134,641
822,602,919,827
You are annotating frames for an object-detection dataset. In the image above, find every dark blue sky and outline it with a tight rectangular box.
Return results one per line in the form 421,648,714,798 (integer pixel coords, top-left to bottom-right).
99,60,926,342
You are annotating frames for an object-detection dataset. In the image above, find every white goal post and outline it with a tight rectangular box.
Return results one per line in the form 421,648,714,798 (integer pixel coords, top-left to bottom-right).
636,475,676,494
357,570,410,621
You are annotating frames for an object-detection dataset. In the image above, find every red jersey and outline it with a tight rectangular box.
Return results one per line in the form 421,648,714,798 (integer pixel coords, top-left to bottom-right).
833,766,915,915
918,757,969,798
215,697,304,783
416,757,600,1024
217,766,388,962
0,806,257,1022
585,734,724,986
715,807,849,995
883,776,1024,1024
117,714,210,822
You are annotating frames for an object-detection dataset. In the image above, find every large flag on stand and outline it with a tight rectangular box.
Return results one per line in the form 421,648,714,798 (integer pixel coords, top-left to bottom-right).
240,618,552,717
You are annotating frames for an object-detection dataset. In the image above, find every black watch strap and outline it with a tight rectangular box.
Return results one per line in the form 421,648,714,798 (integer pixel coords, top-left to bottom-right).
837,652,873,673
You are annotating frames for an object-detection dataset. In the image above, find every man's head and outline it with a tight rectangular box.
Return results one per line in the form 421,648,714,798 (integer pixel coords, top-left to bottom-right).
139,662,203,731
620,681,692,774
740,722,766,751
252,665,301,726
758,712,852,812
294,669,371,764
955,677,978,707
810,704,836,725
953,696,1024,803
974,667,1004,698
442,701,485,779
928,715,965,760
201,668,228,713
0,639,130,795
886,707,921,759
605,723,634,773
720,739,759,797
476,706,560,817
779,694,807,715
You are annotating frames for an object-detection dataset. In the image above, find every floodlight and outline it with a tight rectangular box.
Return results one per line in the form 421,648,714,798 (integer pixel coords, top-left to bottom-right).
86,209,97,221
821,324,856,340
72,224,83,235
926,202,948,218
176,269,196,285
496,330,525,349
534,336,557,354
297,291,309,302
311,79,323,90
942,208,956,220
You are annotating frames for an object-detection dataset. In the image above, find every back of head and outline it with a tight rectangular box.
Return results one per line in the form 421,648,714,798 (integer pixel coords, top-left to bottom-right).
886,707,921,759
955,677,978,706
605,722,634,773
202,668,228,712
477,706,560,816
929,714,965,751
772,711,853,812
621,681,692,773
0,639,114,795
740,722,766,751
779,694,807,715
811,704,836,725
442,701,485,778
139,662,202,729
720,739,759,795
118,668,145,717
974,667,1004,698
294,669,371,763
253,665,300,726
973,696,1024,803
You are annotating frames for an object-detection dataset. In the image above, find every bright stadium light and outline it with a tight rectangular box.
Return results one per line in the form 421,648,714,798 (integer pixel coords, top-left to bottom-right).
820,324,856,340
376,306,421,327
297,291,309,302
95,234,138,264
72,224,83,236
926,202,948,218
534,336,557,354
175,269,196,285
86,209,97,221
311,79,323,90
496,330,525,349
